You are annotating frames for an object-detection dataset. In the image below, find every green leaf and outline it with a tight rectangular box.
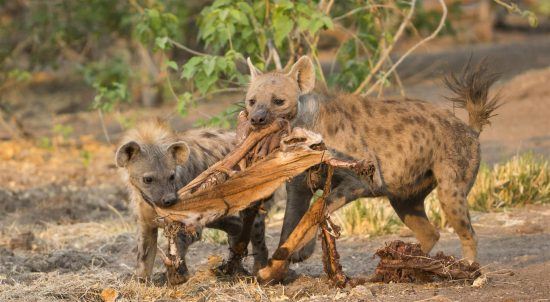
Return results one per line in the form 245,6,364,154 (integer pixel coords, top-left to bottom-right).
195,73,218,95
166,60,178,71
155,36,169,50
177,92,192,115
216,57,227,70
204,57,217,76
272,12,293,47
181,56,203,79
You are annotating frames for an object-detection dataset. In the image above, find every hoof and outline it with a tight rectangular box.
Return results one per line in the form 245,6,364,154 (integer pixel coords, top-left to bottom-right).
256,259,289,285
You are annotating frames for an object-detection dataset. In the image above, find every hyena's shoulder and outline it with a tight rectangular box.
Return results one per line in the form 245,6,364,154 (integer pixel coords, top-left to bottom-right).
177,128,236,167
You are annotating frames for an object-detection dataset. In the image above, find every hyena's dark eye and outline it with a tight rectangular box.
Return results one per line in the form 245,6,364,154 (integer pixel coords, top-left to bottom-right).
169,174,175,182
143,176,153,184
248,99,256,106
273,98,285,106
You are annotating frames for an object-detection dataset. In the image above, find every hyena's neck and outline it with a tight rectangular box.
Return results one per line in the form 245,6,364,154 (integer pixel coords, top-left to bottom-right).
292,94,321,129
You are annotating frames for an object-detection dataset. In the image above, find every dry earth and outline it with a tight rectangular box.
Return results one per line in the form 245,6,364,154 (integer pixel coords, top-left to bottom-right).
0,138,548,301
1,34,549,301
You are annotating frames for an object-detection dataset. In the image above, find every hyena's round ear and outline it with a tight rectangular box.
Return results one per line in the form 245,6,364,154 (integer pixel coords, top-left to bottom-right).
115,141,141,168
168,142,190,164
247,57,262,80
286,56,315,94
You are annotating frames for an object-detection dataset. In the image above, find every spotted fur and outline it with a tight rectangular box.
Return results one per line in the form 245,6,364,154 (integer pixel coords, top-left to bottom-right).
116,121,267,281
246,57,501,263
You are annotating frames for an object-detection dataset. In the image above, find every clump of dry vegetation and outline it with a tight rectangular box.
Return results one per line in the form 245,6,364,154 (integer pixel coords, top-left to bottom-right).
334,153,549,236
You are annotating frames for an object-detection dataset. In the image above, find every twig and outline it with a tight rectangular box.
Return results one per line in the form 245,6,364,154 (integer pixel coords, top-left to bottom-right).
333,4,392,21
267,40,283,71
353,0,418,95
386,56,406,97
366,0,447,95
168,38,209,57
97,109,111,145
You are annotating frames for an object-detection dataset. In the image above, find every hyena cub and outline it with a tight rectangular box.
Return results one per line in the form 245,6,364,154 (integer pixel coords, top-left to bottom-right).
116,121,268,283
245,56,500,266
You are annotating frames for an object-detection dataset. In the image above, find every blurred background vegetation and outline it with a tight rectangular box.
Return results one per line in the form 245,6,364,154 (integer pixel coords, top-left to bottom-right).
0,0,545,133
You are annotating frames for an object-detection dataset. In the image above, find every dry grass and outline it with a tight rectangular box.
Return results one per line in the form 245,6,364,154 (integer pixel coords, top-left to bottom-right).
332,153,549,236
468,152,550,211
334,198,402,237
0,256,311,302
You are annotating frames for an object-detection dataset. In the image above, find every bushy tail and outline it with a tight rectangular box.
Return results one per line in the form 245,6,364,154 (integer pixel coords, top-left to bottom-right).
444,59,501,135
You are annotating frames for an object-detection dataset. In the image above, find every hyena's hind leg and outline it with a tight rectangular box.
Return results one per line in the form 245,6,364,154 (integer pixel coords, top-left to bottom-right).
388,186,440,254
434,163,478,262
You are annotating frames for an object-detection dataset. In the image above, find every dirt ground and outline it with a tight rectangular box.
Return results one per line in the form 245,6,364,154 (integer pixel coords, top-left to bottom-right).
0,140,549,301
1,33,550,301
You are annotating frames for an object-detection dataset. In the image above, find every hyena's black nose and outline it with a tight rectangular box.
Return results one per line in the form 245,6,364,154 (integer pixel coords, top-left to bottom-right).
250,108,268,126
161,195,178,207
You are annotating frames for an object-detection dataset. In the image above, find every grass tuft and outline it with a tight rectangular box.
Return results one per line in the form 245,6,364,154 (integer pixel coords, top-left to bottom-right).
334,198,402,237
333,153,549,236
468,152,549,211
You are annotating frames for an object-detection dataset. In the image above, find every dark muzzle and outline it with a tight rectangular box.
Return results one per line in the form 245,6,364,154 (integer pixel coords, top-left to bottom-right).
160,193,178,207
250,108,268,126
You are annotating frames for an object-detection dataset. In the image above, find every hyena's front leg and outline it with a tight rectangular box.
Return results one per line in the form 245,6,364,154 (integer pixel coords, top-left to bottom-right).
136,223,158,281
166,231,196,285
216,202,262,275
206,216,243,248
259,170,375,284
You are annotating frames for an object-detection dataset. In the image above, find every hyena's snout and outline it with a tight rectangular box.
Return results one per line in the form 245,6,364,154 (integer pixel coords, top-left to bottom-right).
250,107,269,126
160,193,178,207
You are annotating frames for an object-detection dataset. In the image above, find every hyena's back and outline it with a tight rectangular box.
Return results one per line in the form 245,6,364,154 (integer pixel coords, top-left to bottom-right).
316,96,481,198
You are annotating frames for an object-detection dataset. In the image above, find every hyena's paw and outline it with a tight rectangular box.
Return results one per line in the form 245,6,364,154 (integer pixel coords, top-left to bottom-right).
214,258,250,276
290,238,316,263
166,265,190,286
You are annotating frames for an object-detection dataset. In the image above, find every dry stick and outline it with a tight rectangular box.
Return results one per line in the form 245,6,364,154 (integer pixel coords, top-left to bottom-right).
353,0,418,95
366,0,448,95
177,120,286,197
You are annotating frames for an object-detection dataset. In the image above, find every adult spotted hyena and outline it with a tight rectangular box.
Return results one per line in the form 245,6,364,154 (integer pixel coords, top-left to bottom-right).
245,56,500,267
116,121,268,283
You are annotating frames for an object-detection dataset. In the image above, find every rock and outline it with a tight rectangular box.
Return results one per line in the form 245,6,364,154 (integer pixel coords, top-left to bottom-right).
472,274,489,288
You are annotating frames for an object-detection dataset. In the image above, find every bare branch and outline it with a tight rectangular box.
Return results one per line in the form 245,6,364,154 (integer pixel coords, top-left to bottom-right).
353,0,418,95
167,38,209,57
366,0,447,95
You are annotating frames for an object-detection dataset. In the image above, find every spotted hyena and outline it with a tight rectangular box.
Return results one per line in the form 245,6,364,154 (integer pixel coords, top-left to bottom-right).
245,56,500,265
116,121,268,283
